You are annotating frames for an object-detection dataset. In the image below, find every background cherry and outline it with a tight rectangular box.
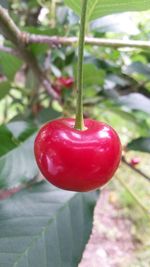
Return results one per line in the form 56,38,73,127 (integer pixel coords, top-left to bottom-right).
130,157,140,166
34,118,121,192
57,77,74,88
52,77,74,95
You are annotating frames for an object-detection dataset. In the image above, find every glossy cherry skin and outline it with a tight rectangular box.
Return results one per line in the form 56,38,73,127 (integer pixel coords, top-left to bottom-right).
34,118,121,192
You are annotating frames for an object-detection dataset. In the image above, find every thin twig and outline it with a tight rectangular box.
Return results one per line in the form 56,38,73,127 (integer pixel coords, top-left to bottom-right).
116,175,150,218
122,156,150,182
0,5,58,99
2,36,150,52
27,35,150,49
1,5,150,100
0,44,18,56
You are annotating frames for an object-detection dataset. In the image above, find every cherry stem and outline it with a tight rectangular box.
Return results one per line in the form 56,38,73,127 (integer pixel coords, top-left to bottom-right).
74,0,88,130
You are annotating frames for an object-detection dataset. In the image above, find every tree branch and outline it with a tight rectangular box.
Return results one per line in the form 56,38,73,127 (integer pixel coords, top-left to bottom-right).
0,6,58,99
0,44,18,56
2,36,150,53
0,6,21,45
1,5,150,101
116,174,150,217
27,35,150,49
122,156,150,182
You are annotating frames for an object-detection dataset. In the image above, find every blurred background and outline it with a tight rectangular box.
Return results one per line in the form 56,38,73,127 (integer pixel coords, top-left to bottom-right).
0,1,150,266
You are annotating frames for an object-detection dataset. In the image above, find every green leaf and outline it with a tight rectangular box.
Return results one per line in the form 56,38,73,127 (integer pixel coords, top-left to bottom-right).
51,64,62,77
119,93,150,114
0,125,18,157
125,62,150,78
0,181,98,267
0,52,22,80
0,121,36,159
0,81,11,100
24,27,59,55
27,0,39,8
7,121,37,142
64,0,150,21
127,137,150,153
74,63,105,87
105,106,149,136
0,122,38,189
0,134,37,189
84,64,105,86
37,108,61,124
95,102,149,141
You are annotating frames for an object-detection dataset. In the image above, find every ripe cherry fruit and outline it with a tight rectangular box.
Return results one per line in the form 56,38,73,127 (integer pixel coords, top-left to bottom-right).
52,77,74,95
57,77,74,88
130,157,140,166
34,118,121,192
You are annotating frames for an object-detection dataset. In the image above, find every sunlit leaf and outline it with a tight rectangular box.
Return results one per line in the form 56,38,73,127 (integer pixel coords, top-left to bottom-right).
64,0,150,21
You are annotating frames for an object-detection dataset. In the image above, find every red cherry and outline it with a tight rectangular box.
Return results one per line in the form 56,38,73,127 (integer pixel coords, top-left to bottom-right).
57,77,74,88
34,118,121,192
130,157,140,166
